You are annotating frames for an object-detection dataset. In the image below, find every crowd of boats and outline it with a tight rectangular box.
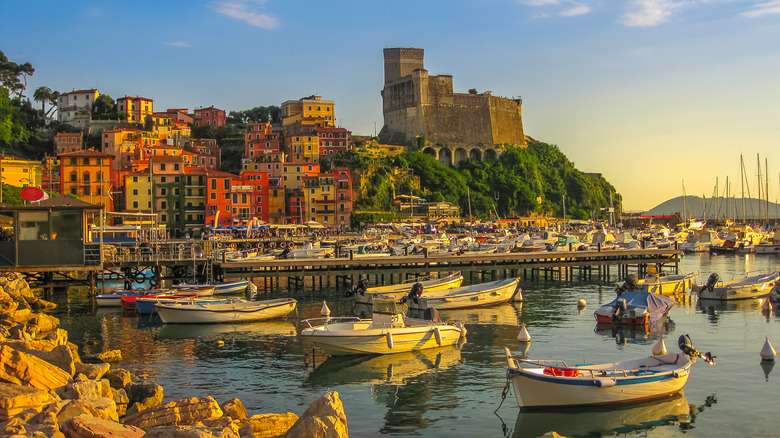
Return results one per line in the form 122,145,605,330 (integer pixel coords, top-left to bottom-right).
93,235,780,410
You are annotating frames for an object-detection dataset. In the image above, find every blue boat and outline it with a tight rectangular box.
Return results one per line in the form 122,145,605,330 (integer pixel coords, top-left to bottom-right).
173,279,250,295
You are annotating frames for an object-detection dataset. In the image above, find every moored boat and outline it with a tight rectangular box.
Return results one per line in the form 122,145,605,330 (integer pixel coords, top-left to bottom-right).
131,293,200,315
155,297,297,324
695,271,779,301
615,270,698,296
352,272,464,305
405,277,522,311
172,279,249,295
503,335,714,409
594,291,676,325
96,289,154,307
299,297,467,356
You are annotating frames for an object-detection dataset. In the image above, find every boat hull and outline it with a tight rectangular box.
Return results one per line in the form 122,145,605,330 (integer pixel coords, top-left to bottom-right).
507,353,691,409
300,321,465,355
156,298,297,324
697,272,779,300
408,278,521,310
354,273,464,305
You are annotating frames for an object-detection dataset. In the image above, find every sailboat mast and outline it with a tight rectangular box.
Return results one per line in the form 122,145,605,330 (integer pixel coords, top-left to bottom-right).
682,180,688,224
757,154,763,224
740,154,746,224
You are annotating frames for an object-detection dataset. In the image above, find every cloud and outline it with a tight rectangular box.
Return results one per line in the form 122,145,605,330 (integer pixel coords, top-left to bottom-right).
520,0,592,17
621,0,684,27
213,0,278,29
165,41,191,47
741,0,780,17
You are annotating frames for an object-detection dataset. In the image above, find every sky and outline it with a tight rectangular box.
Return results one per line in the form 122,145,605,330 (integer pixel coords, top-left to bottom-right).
2,0,779,212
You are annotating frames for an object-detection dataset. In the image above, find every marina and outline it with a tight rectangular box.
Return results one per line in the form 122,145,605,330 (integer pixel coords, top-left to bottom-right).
50,251,780,437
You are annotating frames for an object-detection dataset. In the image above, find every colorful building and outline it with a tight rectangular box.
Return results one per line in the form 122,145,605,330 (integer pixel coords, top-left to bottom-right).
285,133,320,162
58,150,114,211
0,155,43,191
116,95,154,124
245,123,281,159
316,127,352,156
56,133,84,155
194,106,226,127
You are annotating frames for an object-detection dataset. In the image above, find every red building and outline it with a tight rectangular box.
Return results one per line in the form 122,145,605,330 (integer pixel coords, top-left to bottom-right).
205,169,240,227
240,171,270,223
194,106,226,128
244,123,281,159
316,126,352,157
56,133,83,155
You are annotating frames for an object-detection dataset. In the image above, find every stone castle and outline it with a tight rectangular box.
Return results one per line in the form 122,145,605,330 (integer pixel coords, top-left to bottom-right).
379,48,527,159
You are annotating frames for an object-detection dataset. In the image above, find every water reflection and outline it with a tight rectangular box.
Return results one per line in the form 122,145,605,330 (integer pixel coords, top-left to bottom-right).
155,321,297,341
594,320,676,348
304,345,462,387
761,360,775,381
510,393,714,438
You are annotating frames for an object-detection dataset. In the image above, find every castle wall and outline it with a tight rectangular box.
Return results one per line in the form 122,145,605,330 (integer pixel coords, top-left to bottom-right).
423,92,494,146
489,96,526,146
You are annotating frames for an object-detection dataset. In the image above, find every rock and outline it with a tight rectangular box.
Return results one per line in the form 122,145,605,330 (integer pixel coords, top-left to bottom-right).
43,328,69,346
124,381,163,416
0,382,59,421
51,397,119,423
112,388,129,417
240,412,298,438
97,349,122,363
0,345,71,390
9,308,32,325
29,297,57,312
123,396,223,430
26,313,60,334
1,337,63,352
0,409,64,438
282,391,348,438
220,398,247,420
143,424,240,438
13,344,75,376
74,362,110,380
61,413,145,438
104,368,132,390
56,379,112,400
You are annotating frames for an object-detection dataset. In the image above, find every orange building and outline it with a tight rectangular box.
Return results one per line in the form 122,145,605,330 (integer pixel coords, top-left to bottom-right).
245,123,281,159
56,133,83,155
58,150,114,211
116,95,154,124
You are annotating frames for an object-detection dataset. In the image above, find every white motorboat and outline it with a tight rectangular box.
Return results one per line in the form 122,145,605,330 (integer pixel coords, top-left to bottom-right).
405,277,522,311
696,271,780,300
299,297,467,356
155,297,297,324
352,272,464,305
503,335,714,409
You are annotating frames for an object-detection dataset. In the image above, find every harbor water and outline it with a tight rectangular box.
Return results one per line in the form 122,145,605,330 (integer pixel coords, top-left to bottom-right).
52,253,780,437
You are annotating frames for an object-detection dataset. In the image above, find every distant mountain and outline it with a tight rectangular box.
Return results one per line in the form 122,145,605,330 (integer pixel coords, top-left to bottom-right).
644,196,780,220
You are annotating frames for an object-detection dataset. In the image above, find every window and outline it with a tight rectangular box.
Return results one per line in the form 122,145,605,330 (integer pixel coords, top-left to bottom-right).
160,188,167,196
133,189,138,195
83,158,90,165
161,214,167,221
224,180,229,190
161,201,167,209
133,201,138,208
161,177,166,183
83,186,90,195
70,173,77,182
160,163,166,171
70,188,77,195
211,193,216,200
211,179,216,190
70,158,77,165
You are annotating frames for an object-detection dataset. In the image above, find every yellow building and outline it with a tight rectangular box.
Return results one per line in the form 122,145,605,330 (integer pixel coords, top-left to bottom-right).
116,95,154,124
58,150,114,211
281,162,320,189
267,177,287,224
285,134,320,162
0,155,43,195
124,170,152,212
281,95,335,140
302,174,337,225
150,113,173,140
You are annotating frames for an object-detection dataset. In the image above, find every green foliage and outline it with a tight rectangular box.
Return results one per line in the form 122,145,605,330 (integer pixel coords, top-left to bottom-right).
91,94,120,120
227,105,281,124
0,50,35,99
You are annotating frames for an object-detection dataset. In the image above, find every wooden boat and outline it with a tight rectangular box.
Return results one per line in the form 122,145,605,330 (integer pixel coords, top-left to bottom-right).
352,272,464,305
155,297,297,324
594,291,676,325
131,293,199,315
615,271,698,296
405,277,522,311
299,297,467,356
505,351,692,409
172,279,249,295
95,289,156,307
695,271,779,301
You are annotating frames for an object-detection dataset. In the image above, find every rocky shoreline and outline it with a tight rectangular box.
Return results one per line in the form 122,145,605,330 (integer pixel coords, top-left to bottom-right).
0,273,348,437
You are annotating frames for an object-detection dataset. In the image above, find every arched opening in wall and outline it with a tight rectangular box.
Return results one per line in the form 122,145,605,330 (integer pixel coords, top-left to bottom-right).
484,149,498,161
422,147,438,159
454,148,468,166
439,148,453,167
469,148,482,161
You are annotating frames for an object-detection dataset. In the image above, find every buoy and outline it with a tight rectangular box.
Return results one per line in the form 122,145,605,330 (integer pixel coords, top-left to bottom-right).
517,323,531,342
652,338,668,356
386,332,394,349
320,301,331,317
513,288,524,302
760,337,776,361
217,340,225,347
577,299,587,308
433,327,442,346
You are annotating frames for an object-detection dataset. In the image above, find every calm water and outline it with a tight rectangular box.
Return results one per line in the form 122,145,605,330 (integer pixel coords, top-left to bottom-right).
51,253,780,437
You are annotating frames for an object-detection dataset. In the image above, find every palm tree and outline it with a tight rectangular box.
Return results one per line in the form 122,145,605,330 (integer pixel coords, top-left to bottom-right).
33,86,53,115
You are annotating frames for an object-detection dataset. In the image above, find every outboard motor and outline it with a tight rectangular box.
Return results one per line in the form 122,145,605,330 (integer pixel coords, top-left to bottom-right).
346,276,369,297
424,307,440,322
612,298,627,321
615,274,640,296
678,334,716,365
704,273,719,292
404,282,424,305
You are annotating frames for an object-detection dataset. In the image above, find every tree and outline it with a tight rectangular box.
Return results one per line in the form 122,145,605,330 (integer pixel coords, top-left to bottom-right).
468,88,478,94
0,50,35,99
33,86,54,116
91,94,117,120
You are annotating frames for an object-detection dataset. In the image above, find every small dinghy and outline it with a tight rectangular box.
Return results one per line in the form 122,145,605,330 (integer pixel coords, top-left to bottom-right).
696,271,779,301
299,297,467,356
350,272,464,305
155,297,297,324
172,279,249,296
503,335,715,409
404,277,522,311
594,291,676,326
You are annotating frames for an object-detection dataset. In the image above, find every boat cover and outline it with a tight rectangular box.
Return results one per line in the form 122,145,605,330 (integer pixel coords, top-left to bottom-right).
605,291,676,313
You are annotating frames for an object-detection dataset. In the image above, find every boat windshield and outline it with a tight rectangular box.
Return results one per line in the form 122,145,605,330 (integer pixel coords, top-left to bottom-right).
372,297,399,315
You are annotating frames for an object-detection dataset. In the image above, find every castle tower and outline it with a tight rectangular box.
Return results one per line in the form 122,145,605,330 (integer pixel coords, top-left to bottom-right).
383,48,424,84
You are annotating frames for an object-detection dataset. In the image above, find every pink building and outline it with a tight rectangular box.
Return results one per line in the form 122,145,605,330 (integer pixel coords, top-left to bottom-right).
194,106,226,127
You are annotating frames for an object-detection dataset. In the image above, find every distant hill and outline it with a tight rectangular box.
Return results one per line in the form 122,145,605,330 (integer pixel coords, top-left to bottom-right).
644,196,780,220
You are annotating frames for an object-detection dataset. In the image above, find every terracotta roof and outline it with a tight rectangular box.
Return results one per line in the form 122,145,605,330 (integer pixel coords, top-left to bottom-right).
60,89,98,96
58,149,114,158
35,195,102,209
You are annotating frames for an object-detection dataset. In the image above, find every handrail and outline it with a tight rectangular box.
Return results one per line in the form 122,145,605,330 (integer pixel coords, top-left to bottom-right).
300,316,361,328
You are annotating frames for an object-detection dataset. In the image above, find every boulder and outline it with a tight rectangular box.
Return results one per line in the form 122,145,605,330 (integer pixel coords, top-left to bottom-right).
8,308,32,325
43,328,70,346
0,409,64,438
104,368,132,390
282,391,348,438
240,412,298,438
220,398,247,420
143,424,240,438
74,362,110,380
123,396,223,430
0,345,71,390
2,337,64,352
97,349,122,363
0,382,59,421
124,381,163,416
26,313,60,334
13,344,75,376
29,297,57,312
47,397,120,423
61,413,145,438
56,379,112,400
